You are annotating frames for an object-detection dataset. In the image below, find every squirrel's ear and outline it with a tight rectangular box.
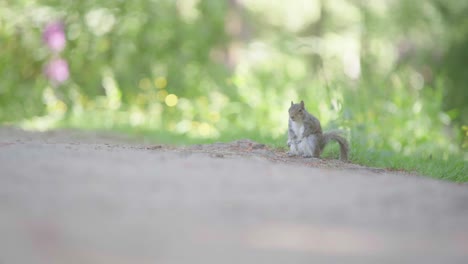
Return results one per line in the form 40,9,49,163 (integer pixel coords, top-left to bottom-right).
300,100,304,108
291,101,293,106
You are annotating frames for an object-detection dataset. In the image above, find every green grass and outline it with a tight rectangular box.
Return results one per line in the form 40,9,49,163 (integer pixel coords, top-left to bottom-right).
44,120,468,183
322,140,468,182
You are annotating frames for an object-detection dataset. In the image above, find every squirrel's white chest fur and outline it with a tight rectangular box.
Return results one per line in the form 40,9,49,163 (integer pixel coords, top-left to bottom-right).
289,119,318,157
290,120,304,139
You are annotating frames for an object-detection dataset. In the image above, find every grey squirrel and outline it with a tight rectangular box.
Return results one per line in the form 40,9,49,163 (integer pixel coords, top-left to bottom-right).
287,100,349,161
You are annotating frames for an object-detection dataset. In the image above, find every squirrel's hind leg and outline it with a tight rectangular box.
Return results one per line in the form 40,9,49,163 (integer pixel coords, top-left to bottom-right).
301,135,320,158
287,143,300,157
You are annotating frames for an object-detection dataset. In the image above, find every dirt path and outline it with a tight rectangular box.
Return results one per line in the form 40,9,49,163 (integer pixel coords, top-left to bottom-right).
1,127,468,264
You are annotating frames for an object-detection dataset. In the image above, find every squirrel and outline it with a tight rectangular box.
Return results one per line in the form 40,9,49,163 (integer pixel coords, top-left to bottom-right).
287,100,349,161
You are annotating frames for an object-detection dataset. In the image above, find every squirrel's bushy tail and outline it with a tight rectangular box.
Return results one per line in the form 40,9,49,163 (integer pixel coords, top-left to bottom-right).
322,131,349,161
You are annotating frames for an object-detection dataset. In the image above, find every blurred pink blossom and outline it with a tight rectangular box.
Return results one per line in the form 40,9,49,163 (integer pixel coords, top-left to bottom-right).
45,58,69,84
43,21,66,52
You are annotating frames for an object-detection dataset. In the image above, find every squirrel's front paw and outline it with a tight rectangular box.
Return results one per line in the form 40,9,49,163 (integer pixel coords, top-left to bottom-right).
287,151,297,157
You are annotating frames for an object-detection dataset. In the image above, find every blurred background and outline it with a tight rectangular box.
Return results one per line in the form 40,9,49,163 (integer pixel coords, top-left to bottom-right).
1,0,467,158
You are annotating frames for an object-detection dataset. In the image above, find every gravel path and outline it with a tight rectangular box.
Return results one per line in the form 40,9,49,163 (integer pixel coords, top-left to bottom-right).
1,127,467,264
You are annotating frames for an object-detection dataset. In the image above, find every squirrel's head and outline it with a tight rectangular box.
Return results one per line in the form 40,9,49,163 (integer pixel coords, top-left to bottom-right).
289,100,306,122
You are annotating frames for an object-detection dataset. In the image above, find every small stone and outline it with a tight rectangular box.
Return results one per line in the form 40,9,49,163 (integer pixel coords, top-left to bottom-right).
192,144,203,150
147,145,163,150
252,144,266,149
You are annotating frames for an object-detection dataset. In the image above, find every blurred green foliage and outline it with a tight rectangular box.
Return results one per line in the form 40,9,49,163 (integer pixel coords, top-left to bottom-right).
0,0,467,160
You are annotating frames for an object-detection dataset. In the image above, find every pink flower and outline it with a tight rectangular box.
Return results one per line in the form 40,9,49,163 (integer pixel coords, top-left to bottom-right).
45,58,69,84
43,21,66,53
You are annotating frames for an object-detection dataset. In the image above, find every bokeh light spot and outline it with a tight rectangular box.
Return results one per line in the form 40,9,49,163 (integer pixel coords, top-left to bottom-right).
139,78,152,90
154,76,167,89
209,112,220,123
165,94,178,107
156,90,168,101
199,122,211,137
